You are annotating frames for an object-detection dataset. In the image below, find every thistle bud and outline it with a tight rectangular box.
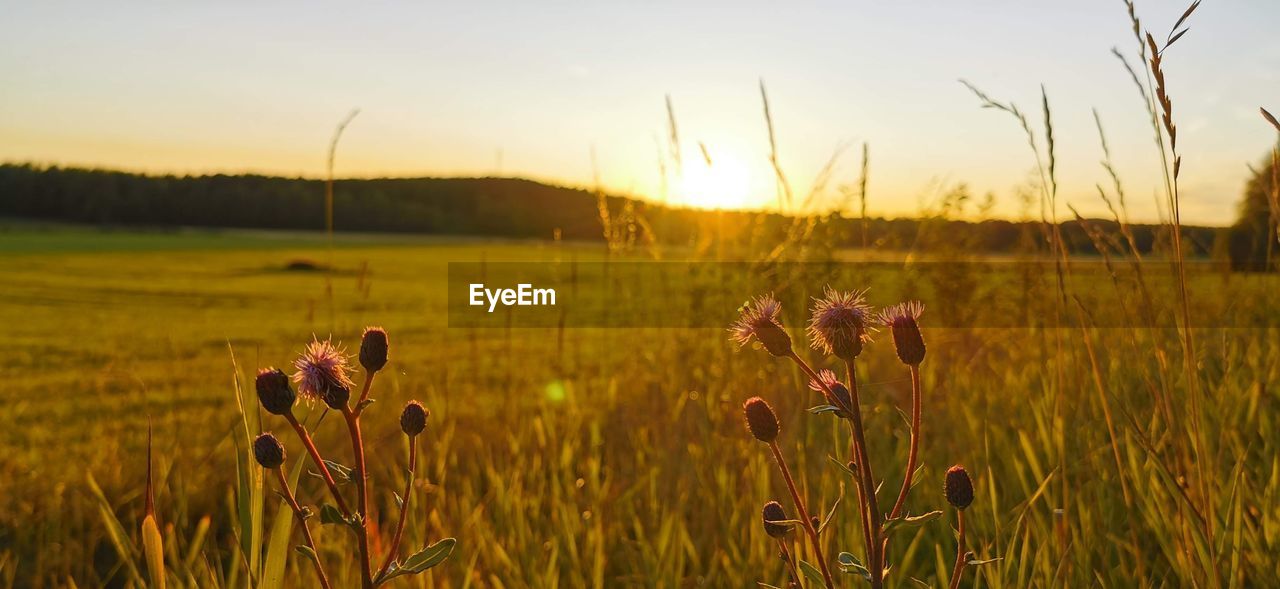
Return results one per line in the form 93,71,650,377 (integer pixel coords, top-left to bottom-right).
255,368,296,416
944,465,974,510
253,432,286,469
743,397,780,443
359,326,389,373
880,302,926,366
400,400,429,436
730,295,794,358
321,383,350,411
761,500,793,538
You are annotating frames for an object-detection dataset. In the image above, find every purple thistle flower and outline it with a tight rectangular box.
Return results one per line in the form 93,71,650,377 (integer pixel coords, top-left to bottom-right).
292,337,356,410
807,287,874,361
807,369,853,416
729,294,793,357
879,301,926,365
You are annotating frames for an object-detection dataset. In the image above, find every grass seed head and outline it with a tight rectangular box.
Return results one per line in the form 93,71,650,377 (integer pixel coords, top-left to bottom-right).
944,465,974,510
400,400,429,436
730,294,793,358
292,337,356,410
255,367,296,416
761,500,793,538
879,301,926,366
743,396,780,443
807,287,873,361
253,432,286,469
359,326,389,373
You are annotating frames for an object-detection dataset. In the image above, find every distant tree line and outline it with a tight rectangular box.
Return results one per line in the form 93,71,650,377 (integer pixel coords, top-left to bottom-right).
0,163,1224,258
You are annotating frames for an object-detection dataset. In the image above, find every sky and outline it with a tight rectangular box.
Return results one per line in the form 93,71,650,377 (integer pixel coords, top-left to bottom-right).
2,0,1278,226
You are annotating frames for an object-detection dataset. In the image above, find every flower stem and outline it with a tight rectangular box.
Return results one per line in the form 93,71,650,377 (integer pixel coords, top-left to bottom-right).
880,364,923,569
343,374,375,589
786,351,876,575
948,510,967,589
273,467,334,589
844,359,883,589
888,365,922,519
375,434,417,580
768,440,835,589
777,539,801,588
285,412,352,518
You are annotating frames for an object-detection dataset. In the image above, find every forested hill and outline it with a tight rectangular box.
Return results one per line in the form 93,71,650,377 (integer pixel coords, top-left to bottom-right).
0,163,1221,256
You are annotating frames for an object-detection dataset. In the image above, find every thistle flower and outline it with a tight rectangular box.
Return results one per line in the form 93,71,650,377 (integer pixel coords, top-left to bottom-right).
807,369,853,416
400,400,428,436
292,338,355,410
255,367,296,416
879,301,926,366
253,432,286,469
944,465,974,510
807,287,874,361
730,294,793,358
359,326,389,373
761,500,793,538
743,396,780,443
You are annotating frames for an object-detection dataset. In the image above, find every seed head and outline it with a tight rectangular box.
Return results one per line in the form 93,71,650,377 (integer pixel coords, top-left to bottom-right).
253,432,286,469
761,500,793,538
255,368,296,416
807,369,853,417
292,338,356,410
400,400,429,436
359,326,389,373
879,301,926,365
742,396,780,443
730,294,793,358
807,287,873,361
944,465,974,510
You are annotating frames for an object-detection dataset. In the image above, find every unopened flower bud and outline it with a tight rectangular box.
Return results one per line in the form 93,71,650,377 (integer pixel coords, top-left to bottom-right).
360,327,389,373
944,465,974,510
762,501,793,538
743,397,780,443
255,368,296,416
253,432,286,469
400,400,429,436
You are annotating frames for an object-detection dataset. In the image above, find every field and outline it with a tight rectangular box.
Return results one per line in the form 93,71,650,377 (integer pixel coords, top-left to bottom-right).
2,224,1278,587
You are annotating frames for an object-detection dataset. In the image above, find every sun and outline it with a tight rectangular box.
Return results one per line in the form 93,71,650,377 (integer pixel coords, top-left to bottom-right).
676,150,753,210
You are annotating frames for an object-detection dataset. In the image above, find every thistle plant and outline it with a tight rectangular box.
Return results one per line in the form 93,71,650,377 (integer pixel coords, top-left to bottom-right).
733,289,992,588
255,327,456,587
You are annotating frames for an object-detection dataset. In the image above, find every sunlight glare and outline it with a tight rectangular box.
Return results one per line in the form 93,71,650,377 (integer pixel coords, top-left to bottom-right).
676,150,752,210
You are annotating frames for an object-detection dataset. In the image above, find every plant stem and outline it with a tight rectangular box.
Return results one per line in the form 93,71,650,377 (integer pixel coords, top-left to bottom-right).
888,365,922,519
343,378,375,589
285,412,352,518
777,539,801,589
844,360,883,589
375,435,418,580
880,364,924,567
273,467,334,589
768,440,834,589
948,510,967,589
786,351,876,576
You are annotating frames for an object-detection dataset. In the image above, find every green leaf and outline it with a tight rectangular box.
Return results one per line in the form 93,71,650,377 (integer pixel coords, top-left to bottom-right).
881,510,942,536
837,552,872,580
376,538,457,585
798,560,825,585
356,398,376,413
319,504,346,526
262,457,307,589
296,545,319,562
808,404,842,415
967,556,1003,566
313,460,353,485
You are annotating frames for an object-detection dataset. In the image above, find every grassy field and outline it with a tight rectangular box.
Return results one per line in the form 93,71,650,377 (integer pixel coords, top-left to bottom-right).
2,225,1278,587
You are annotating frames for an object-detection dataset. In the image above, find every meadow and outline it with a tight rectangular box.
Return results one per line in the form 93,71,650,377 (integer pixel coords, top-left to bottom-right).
2,220,1278,587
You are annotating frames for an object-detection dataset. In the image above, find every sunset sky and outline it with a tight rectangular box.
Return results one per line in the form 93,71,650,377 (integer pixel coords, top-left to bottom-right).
3,0,1278,225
